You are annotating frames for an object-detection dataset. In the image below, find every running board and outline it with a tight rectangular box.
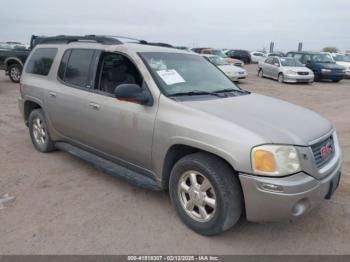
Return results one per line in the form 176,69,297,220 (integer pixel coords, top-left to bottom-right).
55,142,162,191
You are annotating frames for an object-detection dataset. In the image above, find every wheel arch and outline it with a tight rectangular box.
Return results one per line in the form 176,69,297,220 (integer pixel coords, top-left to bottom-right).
161,143,239,190
5,57,23,69
23,99,43,125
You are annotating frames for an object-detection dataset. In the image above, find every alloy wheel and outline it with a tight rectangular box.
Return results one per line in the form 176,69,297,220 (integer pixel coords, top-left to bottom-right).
32,117,46,145
177,170,216,222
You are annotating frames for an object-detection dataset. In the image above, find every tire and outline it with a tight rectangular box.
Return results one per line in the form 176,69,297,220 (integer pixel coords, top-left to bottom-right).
28,109,55,153
278,73,284,83
8,63,22,83
258,69,264,78
169,152,243,236
314,72,320,82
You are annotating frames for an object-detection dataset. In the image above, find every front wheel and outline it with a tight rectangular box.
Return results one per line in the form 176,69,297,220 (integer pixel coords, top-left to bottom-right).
278,73,284,83
169,153,243,236
8,64,22,83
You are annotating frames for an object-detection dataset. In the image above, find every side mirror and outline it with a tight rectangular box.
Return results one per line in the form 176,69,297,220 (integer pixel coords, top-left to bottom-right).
114,84,153,106
306,60,311,64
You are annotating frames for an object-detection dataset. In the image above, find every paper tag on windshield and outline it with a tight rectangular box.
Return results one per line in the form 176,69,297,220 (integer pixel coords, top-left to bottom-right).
156,69,185,85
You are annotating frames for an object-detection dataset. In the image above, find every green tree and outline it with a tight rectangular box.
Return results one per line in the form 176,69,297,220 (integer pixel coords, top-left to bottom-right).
322,47,338,53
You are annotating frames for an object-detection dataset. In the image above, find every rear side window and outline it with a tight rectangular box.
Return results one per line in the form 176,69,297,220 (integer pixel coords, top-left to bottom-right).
25,48,57,76
58,49,95,88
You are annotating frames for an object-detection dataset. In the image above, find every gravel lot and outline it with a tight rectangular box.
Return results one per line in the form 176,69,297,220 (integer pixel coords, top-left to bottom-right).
0,64,349,255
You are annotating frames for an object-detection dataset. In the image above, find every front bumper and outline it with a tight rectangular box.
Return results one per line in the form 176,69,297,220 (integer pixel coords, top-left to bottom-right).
229,73,248,81
283,74,314,83
239,158,341,222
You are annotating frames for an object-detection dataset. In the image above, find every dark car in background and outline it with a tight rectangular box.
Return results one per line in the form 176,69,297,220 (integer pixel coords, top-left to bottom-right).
0,43,30,83
287,51,345,82
225,49,251,64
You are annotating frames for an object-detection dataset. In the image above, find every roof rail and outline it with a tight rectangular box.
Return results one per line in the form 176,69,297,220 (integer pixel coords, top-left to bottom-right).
30,35,122,49
30,35,175,49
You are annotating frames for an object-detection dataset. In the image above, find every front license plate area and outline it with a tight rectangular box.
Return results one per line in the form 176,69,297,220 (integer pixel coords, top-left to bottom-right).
325,172,341,200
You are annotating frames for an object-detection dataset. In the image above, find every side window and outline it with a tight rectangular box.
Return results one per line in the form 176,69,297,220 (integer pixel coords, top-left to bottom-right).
265,57,273,64
60,49,95,88
97,52,143,95
287,53,294,57
293,53,303,62
302,55,311,64
25,48,58,76
272,58,280,65
57,50,71,80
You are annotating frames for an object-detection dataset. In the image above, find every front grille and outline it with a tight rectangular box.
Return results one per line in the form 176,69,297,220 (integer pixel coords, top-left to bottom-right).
297,72,309,75
311,136,335,168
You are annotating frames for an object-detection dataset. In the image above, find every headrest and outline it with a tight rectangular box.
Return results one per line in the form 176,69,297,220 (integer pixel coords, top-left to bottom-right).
108,65,127,82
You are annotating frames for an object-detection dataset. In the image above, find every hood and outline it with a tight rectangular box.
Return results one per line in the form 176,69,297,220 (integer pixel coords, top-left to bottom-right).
314,62,344,69
183,93,332,145
218,64,245,73
282,66,312,72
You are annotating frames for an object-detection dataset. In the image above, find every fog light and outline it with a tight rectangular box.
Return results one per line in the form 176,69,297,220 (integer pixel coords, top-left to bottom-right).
261,183,283,192
292,198,311,216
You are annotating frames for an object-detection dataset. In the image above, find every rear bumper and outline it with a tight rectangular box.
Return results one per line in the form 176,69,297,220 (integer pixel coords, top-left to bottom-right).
239,159,342,222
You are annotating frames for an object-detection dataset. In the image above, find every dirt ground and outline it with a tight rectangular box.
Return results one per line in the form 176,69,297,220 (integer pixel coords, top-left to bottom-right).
0,65,349,255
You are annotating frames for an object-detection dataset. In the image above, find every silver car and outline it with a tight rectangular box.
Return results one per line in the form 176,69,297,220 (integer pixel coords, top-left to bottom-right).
258,57,314,83
18,36,341,235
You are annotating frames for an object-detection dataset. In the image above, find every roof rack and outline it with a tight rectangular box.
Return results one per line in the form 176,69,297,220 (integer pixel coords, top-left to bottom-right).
30,34,175,49
30,35,122,49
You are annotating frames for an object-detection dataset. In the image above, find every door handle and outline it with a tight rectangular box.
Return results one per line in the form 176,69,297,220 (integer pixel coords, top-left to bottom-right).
89,102,100,110
48,91,57,98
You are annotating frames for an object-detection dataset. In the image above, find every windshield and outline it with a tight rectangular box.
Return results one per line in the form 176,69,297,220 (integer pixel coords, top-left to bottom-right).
311,54,334,63
208,56,229,66
333,55,350,62
211,50,228,58
140,52,240,96
280,58,303,67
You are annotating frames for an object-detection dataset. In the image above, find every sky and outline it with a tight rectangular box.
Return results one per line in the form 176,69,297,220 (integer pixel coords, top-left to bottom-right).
0,0,349,52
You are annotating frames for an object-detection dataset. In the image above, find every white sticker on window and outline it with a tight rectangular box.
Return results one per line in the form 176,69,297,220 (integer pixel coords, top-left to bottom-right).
156,69,185,85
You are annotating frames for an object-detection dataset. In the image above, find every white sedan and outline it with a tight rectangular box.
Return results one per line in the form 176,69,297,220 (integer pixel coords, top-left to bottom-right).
250,51,267,63
201,54,248,82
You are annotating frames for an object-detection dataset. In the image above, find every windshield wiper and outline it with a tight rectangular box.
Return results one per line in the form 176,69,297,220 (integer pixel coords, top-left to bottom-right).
212,88,251,94
170,90,226,97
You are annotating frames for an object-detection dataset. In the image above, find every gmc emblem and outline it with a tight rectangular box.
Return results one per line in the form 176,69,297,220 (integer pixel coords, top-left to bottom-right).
320,143,333,159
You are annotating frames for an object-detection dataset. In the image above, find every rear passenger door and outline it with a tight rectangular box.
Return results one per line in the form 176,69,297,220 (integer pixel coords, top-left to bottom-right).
46,48,101,146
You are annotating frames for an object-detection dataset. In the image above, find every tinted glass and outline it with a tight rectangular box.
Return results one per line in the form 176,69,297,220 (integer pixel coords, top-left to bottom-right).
65,49,95,87
140,52,240,96
58,50,71,80
25,48,57,76
280,58,303,67
311,54,334,63
293,53,303,61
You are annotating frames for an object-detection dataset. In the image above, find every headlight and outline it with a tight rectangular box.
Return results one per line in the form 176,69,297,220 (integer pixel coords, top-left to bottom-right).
321,69,332,73
285,70,297,75
251,145,301,176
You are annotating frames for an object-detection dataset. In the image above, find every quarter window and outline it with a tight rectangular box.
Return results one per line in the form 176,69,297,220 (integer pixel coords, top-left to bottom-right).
25,48,58,76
